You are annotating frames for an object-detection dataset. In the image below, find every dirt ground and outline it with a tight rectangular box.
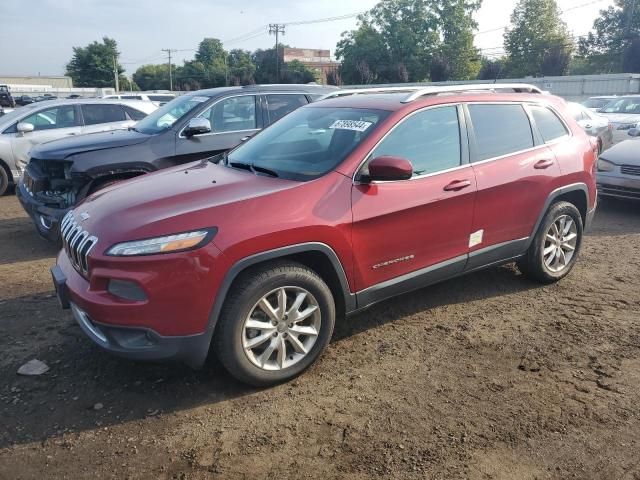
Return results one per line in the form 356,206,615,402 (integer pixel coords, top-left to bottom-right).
1,191,640,480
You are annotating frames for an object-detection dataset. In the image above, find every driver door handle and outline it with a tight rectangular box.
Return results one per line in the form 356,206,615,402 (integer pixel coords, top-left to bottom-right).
443,179,471,191
534,159,554,169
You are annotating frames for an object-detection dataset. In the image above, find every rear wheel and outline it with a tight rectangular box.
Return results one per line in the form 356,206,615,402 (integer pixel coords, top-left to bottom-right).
214,261,335,386
0,165,9,196
517,201,583,284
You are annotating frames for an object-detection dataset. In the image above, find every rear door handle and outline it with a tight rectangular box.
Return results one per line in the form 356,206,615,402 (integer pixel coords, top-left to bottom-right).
443,179,471,191
534,159,554,169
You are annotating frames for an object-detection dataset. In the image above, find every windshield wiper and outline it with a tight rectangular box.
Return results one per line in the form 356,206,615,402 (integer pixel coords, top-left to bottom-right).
229,161,278,178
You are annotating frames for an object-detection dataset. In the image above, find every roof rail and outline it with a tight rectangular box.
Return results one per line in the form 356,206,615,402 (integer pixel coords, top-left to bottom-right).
401,83,544,103
317,86,422,101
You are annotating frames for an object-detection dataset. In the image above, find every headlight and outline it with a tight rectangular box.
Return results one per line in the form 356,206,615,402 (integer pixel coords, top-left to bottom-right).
597,159,615,172
107,229,216,256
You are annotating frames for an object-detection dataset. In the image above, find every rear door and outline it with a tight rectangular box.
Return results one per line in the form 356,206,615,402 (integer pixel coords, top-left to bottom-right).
9,104,82,169
351,104,477,295
465,102,562,268
174,94,262,160
80,103,133,133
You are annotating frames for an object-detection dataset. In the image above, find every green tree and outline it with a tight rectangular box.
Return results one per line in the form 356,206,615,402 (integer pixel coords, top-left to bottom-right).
283,60,317,83
578,0,640,73
227,49,256,85
66,37,123,87
336,0,482,84
477,57,507,80
133,64,170,91
504,0,573,77
176,38,228,90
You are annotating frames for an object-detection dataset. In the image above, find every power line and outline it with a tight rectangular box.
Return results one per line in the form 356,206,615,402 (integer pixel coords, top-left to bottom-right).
283,11,366,26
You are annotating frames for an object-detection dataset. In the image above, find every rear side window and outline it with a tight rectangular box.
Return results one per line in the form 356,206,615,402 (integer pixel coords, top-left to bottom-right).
371,106,461,177
123,106,147,121
122,95,143,100
82,104,127,125
468,104,534,161
265,94,308,124
530,105,569,143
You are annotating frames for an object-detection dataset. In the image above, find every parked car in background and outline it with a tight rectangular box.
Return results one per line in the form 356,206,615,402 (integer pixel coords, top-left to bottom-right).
103,92,176,107
16,95,36,106
0,85,16,108
568,102,613,153
66,94,83,99
0,99,156,196
596,127,640,200
581,96,617,112
17,84,337,241
597,95,640,144
49,84,597,386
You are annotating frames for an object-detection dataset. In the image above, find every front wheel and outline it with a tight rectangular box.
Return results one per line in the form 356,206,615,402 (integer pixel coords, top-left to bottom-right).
214,261,336,386
517,201,583,284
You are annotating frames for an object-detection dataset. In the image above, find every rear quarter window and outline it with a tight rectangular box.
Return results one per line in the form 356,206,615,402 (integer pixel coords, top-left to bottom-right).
530,105,569,143
468,104,534,161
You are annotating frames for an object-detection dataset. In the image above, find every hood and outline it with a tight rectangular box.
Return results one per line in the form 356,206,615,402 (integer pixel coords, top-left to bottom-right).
76,160,299,246
601,113,640,125
30,129,150,161
600,139,640,165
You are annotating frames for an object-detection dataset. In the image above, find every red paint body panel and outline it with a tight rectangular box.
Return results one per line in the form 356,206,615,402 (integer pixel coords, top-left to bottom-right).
56,91,597,343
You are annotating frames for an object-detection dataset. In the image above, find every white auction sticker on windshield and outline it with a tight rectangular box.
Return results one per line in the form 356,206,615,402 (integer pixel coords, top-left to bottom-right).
191,96,209,103
329,120,373,132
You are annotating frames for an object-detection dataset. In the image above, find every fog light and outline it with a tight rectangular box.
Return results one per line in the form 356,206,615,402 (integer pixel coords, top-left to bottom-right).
107,279,147,301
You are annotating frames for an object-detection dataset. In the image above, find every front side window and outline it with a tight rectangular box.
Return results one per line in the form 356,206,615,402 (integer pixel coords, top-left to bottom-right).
265,94,308,124
197,95,257,133
369,106,461,177
530,105,569,142
226,107,389,181
21,105,78,131
81,104,127,125
468,104,534,161
133,94,210,135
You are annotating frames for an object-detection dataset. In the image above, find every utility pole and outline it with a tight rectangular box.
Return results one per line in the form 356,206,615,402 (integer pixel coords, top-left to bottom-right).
162,48,177,91
112,56,120,93
269,24,286,82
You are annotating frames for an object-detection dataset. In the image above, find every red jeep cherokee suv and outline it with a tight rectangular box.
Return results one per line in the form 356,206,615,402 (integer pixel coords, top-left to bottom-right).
52,84,598,386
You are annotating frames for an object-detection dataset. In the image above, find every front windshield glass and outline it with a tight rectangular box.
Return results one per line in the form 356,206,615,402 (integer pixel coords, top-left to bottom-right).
0,86,8,93
133,94,210,134
226,107,390,181
601,97,640,115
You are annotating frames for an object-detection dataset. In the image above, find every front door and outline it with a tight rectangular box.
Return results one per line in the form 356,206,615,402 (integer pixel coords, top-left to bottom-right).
351,105,477,300
175,94,261,162
10,104,82,172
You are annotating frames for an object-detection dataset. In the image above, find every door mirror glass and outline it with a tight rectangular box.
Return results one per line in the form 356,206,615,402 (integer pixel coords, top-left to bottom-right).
184,117,211,137
17,122,34,133
365,156,413,182
628,127,640,137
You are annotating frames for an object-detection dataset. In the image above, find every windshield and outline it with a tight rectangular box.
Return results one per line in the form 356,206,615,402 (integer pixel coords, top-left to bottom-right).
601,97,640,115
226,106,390,181
133,94,210,134
582,98,611,109
0,86,8,94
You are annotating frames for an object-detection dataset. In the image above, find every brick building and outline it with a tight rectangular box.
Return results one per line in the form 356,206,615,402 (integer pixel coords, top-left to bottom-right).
282,48,340,85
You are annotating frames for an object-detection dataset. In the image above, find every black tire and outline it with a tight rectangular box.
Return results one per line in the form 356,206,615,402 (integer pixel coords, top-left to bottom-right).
214,261,335,387
0,165,9,196
517,201,583,284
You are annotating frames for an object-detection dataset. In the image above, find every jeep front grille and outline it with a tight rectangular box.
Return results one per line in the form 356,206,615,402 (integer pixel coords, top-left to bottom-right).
621,165,640,177
60,211,98,276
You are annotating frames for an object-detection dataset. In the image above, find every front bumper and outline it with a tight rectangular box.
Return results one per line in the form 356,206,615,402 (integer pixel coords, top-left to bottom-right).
16,177,69,243
597,171,640,200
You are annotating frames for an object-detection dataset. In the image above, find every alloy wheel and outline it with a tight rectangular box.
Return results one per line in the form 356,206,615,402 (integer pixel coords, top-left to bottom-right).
543,214,578,273
242,286,321,371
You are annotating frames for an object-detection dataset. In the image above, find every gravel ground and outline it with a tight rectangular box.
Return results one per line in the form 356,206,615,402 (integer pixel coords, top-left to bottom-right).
1,192,639,480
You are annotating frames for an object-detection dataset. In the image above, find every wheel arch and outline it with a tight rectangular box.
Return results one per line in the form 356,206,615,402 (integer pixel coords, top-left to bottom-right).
207,243,356,337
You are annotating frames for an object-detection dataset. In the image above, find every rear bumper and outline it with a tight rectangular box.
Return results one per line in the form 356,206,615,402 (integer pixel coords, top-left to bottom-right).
16,178,68,242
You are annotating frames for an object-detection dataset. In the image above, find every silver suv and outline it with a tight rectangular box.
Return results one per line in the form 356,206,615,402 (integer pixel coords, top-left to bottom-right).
0,99,157,195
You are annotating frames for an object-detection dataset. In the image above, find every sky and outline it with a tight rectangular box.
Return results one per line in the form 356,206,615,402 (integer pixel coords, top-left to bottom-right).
0,0,613,77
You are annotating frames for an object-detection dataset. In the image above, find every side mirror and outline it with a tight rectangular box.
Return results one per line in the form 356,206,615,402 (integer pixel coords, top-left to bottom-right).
184,117,211,137
363,156,413,182
17,122,34,134
628,128,640,138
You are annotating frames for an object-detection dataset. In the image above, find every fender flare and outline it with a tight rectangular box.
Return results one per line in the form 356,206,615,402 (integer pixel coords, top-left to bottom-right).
525,182,590,249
